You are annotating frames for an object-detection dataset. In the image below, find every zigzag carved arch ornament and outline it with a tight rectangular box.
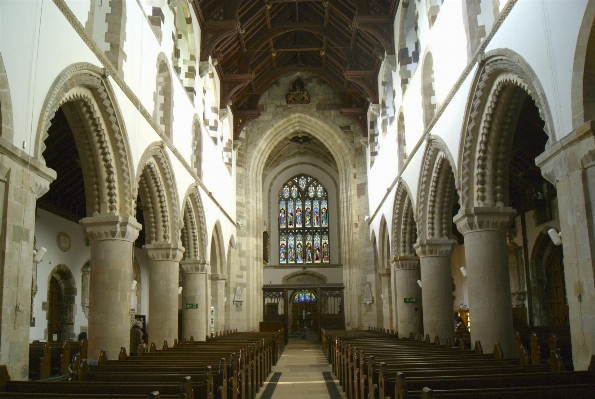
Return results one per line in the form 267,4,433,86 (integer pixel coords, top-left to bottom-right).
392,181,417,257
458,51,555,210
36,63,134,217
181,185,209,262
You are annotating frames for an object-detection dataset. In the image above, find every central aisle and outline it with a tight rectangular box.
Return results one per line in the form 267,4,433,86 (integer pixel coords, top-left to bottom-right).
256,338,345,399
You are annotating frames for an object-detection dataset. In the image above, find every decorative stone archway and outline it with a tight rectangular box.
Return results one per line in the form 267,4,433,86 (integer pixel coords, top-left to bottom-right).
414,139,458,345
282,270,328,285
392,181,423,337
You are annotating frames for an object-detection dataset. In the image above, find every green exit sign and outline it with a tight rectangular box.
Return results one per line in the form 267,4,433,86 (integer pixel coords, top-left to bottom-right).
404,298,419,303
185,303,198,309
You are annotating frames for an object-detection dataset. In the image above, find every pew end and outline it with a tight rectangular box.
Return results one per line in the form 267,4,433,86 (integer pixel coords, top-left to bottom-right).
0,365,10,391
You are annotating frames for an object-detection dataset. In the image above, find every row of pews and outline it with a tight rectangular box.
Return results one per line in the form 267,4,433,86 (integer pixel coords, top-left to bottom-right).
29,340,87,380
322,328,595,399
3,329,284,399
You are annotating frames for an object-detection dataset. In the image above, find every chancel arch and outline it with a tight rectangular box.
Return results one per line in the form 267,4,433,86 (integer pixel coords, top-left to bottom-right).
392,181,422,337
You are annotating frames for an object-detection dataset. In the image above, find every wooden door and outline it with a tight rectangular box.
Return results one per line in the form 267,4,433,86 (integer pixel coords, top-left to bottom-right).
546,246,568,326
48,277,63,342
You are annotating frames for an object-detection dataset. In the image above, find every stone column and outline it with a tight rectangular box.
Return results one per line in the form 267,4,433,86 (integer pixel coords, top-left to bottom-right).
394,256,423,337
0,145,54,380
180,260,209,341
379,268,392,329
390,263,398,332
536,120,595,370
414,239,455,344
80,216,141,360
455,208,515,357
145,243,184,348
211,274,227,333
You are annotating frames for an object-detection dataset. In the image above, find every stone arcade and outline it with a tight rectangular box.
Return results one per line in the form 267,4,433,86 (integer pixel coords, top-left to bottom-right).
0,0,594,381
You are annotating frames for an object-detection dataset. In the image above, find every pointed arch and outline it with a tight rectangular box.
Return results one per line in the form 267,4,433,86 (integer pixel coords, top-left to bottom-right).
398,0,420,94
458,50,555,210
136,142,181,245
47,264,77,342
392,180,418,257
191,114,203,178
210,220,226,275
379,215,391,270
421,52,436,128
172,0,197,97
0,52,14,141
181,184,208,261
36,63,135,217
154,53,174,140
417,138,458,241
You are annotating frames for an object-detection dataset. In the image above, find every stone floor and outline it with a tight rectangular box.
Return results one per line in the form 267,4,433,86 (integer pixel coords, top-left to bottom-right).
256,337,346,399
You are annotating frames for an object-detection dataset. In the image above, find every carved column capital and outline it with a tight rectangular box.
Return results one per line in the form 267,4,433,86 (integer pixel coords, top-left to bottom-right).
413,238,456,258
180,259,209,274
80,216,141,242
145,242,185,261
393,255,420,270
454,207,515,235
378,267,391,277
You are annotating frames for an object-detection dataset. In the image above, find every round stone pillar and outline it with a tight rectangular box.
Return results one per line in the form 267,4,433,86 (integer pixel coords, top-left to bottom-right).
379,268,393,329
145,243,184,348
455,207,515,357
394,256,423,337
414,239,456,344
180,260,209,341
80,216,141,360
211,274,228,333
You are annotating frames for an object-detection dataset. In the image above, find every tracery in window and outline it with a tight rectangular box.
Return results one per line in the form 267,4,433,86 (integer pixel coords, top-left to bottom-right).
279,174,329,264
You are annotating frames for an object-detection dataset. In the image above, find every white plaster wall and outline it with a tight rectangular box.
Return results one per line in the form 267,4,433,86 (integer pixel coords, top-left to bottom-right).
31,209,90,341
64,0,91,27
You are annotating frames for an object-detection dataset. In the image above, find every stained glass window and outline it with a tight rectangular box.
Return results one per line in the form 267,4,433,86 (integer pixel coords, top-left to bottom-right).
279,174,329,264
293,290,316,303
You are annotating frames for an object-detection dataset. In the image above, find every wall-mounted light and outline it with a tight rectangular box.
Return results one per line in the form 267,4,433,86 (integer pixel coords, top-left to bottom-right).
33,247,47,264
131,280,138,291
417,280,422,288
460,266,467,277
548,228,562,246
236,220,243,227
364,216,370,223
178,286,183,295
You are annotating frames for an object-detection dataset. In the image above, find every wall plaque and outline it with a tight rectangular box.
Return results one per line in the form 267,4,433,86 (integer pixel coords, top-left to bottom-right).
56,231,71,252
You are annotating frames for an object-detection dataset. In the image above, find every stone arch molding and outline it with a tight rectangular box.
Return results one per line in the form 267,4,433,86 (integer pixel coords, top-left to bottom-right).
36,63,134,217
136,142,181,245
181,184,208,261
210,220,226,275
417,138,457,241
282,270,328,285
458,50,556,210
392,180,417,257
